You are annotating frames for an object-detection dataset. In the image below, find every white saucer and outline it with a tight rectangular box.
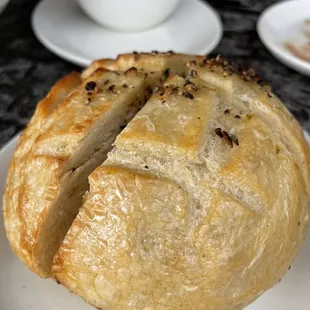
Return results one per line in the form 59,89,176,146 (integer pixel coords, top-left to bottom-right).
31,0,223,67
257,0,310,76
1,132,310,309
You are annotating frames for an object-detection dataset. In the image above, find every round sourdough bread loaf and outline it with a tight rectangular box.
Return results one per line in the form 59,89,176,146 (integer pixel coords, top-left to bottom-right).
4,52,310,310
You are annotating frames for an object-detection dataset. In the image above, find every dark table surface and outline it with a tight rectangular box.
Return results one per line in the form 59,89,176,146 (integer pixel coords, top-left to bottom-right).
0,0,309,148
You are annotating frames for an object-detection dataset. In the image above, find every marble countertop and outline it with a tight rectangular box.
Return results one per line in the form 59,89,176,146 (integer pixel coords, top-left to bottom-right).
0,0,309,148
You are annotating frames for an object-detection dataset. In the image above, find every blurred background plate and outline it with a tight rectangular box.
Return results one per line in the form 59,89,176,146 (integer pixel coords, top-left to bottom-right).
0,0,9,15
31,0,223,67
257,0,310,76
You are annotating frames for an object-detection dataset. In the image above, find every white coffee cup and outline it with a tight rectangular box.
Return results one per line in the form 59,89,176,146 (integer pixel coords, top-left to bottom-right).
77,0,181,33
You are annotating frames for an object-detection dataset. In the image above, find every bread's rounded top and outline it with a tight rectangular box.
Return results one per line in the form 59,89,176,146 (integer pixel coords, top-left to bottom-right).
3,52,310,309
53,53,310,310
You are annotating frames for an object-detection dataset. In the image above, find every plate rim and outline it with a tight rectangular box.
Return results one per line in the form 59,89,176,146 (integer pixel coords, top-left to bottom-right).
0,134,19,156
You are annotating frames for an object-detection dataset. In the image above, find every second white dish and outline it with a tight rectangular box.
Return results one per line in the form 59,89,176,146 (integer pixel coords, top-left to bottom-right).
257,0,310,76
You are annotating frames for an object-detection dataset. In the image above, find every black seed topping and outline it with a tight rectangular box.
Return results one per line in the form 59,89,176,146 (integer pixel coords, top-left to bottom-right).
215,128,238,148
85,81,97,91
222,131,233,148
184,80,194,86
215,128,223,138
108,85,117,93
133,51,140,61
154,86,165,96
230,134,239,146
170,87,179,95
201,55,263,84
163,68,170,79
190,70,198,78
182,92,194,99
184,80,199,92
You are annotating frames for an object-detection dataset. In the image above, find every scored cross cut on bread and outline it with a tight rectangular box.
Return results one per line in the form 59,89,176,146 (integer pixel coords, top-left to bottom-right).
3,52,202,278
3,52,310,310
4,67,150,277
3,72,82,270
54,56,310,309
114,74,219,163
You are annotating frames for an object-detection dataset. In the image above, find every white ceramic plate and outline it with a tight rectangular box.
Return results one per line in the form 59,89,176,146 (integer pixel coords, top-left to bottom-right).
0,0,10,15
257,0,310,76
1,132,310,309
31,0,223,67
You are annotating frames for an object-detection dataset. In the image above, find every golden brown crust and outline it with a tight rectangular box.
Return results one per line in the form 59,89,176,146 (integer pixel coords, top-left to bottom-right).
115,74,218,163
188,56,310,196
3,72,81,272
82,51,204,79
4,52,310,309
3,63,164,277
53,54,310,310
